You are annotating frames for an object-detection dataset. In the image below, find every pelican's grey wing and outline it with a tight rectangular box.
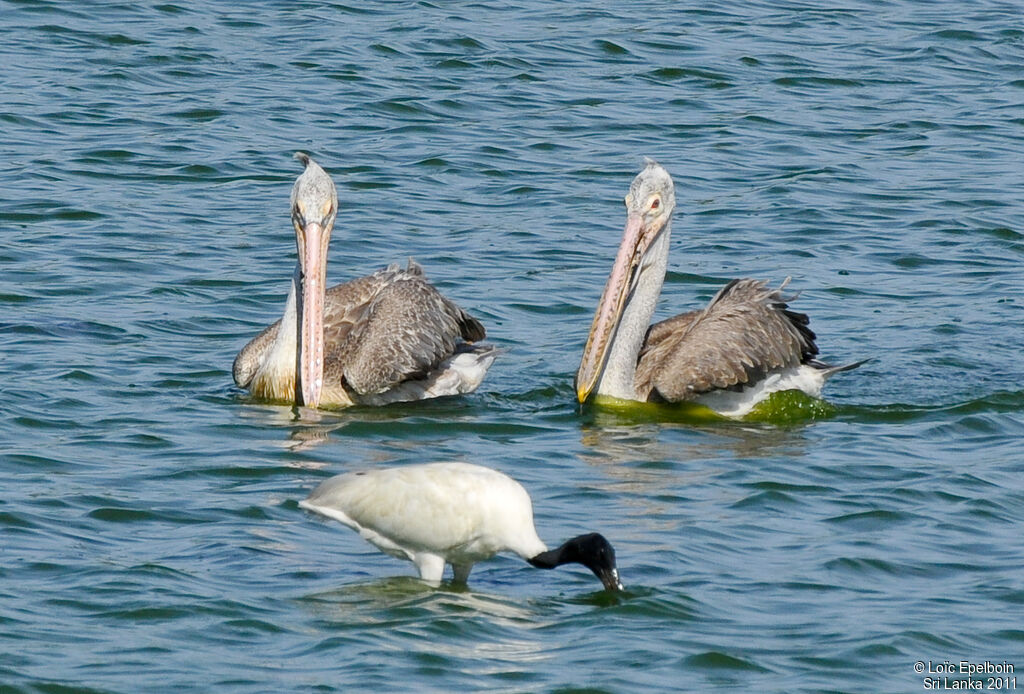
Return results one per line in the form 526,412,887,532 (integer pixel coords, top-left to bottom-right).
634,279,818,402
324,262,485,396
230,266,372,390
639,309,702,355
320,267,406,350
233,320,280,388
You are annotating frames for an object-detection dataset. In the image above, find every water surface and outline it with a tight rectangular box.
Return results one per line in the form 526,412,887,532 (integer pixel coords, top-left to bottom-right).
2,1,1023,692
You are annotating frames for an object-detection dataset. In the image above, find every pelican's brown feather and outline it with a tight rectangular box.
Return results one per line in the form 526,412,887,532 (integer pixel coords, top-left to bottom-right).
234,153,495,408
638,309,702,355
234,261,487,403
634,279,819,402
322,261,485,395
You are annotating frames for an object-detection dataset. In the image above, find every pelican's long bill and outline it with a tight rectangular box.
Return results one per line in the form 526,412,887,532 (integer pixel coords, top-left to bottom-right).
231,152,497,410
297,219,329,408
575,210,664,403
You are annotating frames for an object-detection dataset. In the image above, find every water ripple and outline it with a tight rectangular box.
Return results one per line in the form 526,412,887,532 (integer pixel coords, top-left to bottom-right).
2,0,1024,692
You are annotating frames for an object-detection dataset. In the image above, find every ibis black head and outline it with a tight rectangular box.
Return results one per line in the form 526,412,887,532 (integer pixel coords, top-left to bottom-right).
528,532,623,591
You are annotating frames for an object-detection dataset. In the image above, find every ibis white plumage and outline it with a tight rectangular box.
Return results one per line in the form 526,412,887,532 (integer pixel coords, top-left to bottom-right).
298,462,623,591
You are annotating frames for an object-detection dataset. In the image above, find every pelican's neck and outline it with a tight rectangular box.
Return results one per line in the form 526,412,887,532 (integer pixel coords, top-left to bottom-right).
254,264,301,398
595,220,671,400
286,261,301,364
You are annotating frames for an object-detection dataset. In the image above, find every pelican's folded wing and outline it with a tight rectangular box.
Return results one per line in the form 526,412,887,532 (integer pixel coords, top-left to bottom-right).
634,279,818,402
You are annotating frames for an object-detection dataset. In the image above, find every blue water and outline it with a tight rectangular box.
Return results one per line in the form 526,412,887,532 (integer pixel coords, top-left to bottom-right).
2,1,1023,692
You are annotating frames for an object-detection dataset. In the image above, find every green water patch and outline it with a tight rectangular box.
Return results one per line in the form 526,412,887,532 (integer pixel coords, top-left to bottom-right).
436,58,473,70
772,75,864,88
683,651,771,672
298,578,461,618
929,29,983,41
730,490,802,510
584,390,836,426
0,292,37,304
745,391,837,423
0,207,105,223
86,507,163,523
824,509,917,531
13,683,115,694
744,480,837,494
220,618,287,636
0,512,36,529
593,39,630,56
649,66,732,83
168,108,224,122
587,587,698,621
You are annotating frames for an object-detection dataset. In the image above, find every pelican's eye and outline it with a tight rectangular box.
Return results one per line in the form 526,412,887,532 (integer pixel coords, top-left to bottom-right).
649,196,661,211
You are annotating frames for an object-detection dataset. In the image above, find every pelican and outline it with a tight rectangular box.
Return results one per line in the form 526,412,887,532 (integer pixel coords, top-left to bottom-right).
299,462,623,591
575,160,863,417
233,153,497,408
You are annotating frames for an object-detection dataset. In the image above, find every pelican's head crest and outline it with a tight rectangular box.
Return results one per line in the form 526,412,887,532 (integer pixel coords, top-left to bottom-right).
291,152,338,231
